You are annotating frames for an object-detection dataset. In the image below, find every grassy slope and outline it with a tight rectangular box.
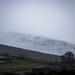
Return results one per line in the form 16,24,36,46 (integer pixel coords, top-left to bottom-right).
0,56,47,74
0,60,46,69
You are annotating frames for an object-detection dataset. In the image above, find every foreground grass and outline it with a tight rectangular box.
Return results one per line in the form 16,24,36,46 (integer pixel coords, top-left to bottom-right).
0,60,46,74
0,60,46,68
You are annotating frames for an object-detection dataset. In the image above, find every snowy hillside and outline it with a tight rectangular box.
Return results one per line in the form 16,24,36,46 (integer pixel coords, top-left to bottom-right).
0,32,75,55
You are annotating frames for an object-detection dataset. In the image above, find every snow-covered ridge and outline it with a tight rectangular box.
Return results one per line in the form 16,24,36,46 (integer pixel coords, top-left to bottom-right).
0,32,75,55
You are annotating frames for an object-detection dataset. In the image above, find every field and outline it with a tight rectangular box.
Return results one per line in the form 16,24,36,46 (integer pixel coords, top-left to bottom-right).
0,56,47,75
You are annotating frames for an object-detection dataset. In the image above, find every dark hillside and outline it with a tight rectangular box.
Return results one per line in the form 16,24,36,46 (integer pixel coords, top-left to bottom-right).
0,44,61,62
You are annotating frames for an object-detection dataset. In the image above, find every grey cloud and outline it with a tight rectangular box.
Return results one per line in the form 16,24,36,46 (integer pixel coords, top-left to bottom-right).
0,0,75,44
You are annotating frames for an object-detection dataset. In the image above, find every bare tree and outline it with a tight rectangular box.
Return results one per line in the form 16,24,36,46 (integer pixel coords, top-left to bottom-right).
61,51,75,70
17,52,26,60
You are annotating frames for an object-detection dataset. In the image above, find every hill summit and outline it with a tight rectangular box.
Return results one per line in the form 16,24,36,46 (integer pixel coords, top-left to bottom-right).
0,32,75,55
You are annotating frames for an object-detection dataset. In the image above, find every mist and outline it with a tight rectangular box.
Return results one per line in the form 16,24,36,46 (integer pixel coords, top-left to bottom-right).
0,0,75,44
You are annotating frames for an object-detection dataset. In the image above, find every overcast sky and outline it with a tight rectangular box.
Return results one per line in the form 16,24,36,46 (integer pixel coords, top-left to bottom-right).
0,0,75,44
